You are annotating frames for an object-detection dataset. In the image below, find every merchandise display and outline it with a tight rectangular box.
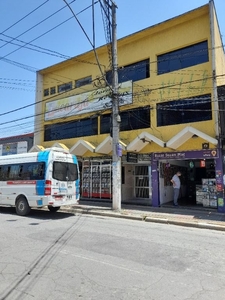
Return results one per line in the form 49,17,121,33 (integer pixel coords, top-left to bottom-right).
196,178,217,208
82,160,112,198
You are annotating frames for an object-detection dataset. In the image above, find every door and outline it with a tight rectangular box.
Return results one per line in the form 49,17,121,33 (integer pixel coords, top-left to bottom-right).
134,165,151,198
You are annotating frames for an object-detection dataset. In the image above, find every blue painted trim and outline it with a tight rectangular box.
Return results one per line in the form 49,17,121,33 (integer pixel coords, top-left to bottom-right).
36,150,50,195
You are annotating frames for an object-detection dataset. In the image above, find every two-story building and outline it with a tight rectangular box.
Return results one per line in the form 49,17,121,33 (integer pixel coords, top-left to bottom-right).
33,1,225,211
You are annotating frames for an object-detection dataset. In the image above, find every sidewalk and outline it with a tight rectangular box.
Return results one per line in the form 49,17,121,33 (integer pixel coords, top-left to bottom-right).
60,199,225,232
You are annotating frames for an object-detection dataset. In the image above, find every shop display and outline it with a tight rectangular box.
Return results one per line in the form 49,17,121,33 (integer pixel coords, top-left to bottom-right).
82,160,112,199
82,162,91,197
196,178,217,208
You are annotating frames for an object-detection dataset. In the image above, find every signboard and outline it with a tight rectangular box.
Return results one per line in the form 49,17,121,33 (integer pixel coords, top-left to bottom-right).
153,149,218,160
127,152,138,163
138,153,151,162
45,81,133,121
0,141,28,156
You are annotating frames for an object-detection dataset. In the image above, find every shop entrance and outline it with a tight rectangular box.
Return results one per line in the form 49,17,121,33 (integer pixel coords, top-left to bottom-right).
181,159,216,208
159,159,217,208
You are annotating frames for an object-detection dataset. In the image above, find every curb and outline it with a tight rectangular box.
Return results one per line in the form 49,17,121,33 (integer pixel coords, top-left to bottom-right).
62,207,144,221
59,207,225,232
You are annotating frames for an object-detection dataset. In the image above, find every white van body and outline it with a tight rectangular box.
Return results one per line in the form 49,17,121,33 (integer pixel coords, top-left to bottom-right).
0,147,80,215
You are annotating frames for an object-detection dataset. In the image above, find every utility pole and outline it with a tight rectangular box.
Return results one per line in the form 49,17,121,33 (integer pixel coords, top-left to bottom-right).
111,1,121,210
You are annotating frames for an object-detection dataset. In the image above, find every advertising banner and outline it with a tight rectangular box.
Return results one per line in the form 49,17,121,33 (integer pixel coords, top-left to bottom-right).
45,81,133,121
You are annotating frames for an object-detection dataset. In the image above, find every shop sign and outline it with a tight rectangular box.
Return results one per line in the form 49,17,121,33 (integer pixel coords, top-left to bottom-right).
153,149,218,160
200,160,206,167
138,153,151,162
0,141,28,156
127,152,138,163
45,80,133,121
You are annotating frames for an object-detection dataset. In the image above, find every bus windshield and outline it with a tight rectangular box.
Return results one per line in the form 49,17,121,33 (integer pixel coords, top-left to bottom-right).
53,162,78,181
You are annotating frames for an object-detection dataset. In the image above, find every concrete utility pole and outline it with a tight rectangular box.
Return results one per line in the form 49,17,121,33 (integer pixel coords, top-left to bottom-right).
111,1,121,210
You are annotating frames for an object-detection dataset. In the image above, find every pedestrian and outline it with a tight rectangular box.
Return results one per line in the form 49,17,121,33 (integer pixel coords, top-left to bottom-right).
171,171,181,206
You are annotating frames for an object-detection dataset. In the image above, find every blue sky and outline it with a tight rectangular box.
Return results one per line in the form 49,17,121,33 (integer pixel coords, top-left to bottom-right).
0,0,224,138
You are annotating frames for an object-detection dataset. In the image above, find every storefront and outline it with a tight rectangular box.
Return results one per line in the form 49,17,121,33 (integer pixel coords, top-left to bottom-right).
81,153,152,205
81,158,112,199
152,149,224,212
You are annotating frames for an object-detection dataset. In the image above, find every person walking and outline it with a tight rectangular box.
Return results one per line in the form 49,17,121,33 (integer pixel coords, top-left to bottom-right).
171,171,181,206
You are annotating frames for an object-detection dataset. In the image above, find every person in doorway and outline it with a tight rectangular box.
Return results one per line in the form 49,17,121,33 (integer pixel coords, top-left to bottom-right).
171,171,181,206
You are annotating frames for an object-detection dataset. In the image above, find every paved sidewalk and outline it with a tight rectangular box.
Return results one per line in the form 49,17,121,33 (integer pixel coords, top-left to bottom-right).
60,200,225,232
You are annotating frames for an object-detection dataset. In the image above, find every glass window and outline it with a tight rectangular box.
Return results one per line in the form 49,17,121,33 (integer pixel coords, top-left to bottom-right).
100,106,150,134
44,88,49,97
44,117,98,141
157,41,209,75
75,76,92,88
157,94,212,126
53,162,78,181
58,82,72,93
0,162,45,181
106,59,150,84
50,87,56,95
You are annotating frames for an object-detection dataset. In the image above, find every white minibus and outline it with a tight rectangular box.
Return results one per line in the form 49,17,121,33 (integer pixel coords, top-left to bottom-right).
0,147,80,215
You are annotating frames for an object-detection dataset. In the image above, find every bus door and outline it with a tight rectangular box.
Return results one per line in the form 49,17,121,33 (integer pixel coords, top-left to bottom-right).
52,160,78,200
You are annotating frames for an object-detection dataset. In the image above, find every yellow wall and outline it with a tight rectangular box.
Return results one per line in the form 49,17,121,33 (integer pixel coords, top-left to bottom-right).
35,4,223,155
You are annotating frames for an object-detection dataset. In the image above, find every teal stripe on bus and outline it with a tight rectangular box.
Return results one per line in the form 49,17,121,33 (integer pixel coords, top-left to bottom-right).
36,150,49,195
72,154,80,199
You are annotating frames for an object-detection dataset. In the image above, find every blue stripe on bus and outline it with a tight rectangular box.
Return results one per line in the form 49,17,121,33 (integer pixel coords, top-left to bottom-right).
36,151,49,196
72,154,80,199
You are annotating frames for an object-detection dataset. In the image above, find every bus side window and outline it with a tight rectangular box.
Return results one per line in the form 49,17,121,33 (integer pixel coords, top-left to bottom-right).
8,165,20,180
18,165,23,178
7,166,10,179
21,164,31,180
1,166,8,180
38,163,45,179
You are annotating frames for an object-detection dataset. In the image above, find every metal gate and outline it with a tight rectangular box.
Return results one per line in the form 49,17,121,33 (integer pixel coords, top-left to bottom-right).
135,165,152,198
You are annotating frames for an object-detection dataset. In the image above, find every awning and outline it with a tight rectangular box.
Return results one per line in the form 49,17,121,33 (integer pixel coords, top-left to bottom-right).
166,126,218,149
52,142,69,150
28,145,45,153
95,136,126,154
127,132,165,152
70,140,95,156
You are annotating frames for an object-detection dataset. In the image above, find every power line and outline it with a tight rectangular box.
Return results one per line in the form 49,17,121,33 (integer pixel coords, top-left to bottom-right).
0,0,50,35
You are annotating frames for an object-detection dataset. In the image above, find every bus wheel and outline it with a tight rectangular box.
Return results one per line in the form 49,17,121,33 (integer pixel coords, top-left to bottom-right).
16,197,31,216
48,206,60,213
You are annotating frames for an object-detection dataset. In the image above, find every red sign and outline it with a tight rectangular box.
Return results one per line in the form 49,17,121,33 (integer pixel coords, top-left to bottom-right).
200,160,206,167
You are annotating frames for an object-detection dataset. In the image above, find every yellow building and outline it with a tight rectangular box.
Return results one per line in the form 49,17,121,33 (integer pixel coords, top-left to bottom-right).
34,1,225,211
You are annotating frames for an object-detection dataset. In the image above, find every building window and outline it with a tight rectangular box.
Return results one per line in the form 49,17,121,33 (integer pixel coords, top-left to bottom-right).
75,76,92,88
106,59,150,84
100,106,151,134
157,41,209,75
44,88,49,97
157,94,212,126
44,117,98,141
50,87,56,95
57,82,72,93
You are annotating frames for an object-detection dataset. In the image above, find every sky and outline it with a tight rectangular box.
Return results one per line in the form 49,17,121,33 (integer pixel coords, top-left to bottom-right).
0,0,224,139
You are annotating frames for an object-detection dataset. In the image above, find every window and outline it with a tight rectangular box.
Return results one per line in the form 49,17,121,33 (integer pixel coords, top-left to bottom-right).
44,117,98,141
44,88,49,97
157,41,209,75
106,59,150,84
50,87,56,95
58,82,72,93
75,76,92,88
157,94,212,126
0,162,45,181
100,106,151,134
53,162,78,181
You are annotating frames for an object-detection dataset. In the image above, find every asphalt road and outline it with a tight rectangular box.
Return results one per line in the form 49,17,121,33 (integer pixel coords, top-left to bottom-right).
1,207,225,300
